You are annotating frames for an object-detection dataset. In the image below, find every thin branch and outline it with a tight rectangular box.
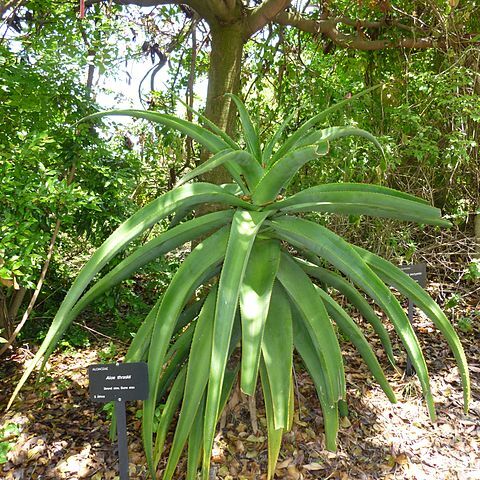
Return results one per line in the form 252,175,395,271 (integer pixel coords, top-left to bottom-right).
0,0,24,20
85,0,217,26
245,0,291,37
274,11,462,51
185,17,198,170
0,219,61,356
85,0,183,6
332,16,423,34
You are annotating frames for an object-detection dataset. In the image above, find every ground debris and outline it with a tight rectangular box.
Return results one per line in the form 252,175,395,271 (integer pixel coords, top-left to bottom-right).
1,314,478,479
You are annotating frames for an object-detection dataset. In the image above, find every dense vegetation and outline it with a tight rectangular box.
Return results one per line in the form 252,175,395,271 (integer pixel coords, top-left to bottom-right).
0,1,478,478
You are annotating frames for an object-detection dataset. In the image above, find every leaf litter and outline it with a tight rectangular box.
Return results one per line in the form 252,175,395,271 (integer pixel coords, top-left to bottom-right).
0,306,478,479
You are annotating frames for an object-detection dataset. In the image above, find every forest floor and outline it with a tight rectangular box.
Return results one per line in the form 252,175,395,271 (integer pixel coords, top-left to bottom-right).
0,297,479,480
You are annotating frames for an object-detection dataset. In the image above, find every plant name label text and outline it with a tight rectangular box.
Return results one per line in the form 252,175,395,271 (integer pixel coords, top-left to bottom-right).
88,362,148,402
399,263,427,287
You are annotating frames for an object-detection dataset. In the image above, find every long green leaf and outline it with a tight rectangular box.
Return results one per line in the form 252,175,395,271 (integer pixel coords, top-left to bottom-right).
272,84,380,162
153,367,187,469
239,239,281,395
297,260,395,366
9,184,249,409
269,182,430,207
291,303,339,451
269,191,449,226
176,149,263,190
276,253,345,406
163,287,217,480
315,286,396,403
257,125,386,206
227,93,262,161
252,144,329,205
355,246,470,412
173,298,205,336
155,325,195,419
287,374,294,433
261,282,293,429
202,210,269,479
124,298,162,364
143,227,230,475
81,110,248,183
270,217,436,420
82,109,230,153
171,93,239,149
186,394,205,480
72,210,233,321
293,126,382,152
262,110,297,167
260,359,283,480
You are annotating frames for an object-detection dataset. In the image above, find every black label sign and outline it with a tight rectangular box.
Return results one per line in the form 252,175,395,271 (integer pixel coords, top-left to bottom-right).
88,362,148,403
399,263,427,287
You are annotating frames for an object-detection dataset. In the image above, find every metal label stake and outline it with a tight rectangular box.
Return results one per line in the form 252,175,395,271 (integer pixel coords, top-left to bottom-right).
115,398,129,480
88,362,149,479
398,263,427,377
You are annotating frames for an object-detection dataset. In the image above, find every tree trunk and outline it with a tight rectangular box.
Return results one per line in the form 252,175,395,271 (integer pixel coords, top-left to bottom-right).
0,289,10,338
200,20,245,185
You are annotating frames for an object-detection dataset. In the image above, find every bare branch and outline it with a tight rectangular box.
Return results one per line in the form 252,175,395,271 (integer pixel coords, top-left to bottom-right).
332,16,421,34
84,0,218,23
274,11,455,51
245,0,291,38
85,0,183,5
0,0,25,20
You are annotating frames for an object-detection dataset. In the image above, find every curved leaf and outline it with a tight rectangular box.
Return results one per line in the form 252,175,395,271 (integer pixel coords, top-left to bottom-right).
315,286,397,403
82,110,249,184
143,226,230,474
269,191,449,226
268,182,430,208
153,367,187,469
83,109,230,153
156,324,195,414
297,260,395,366
177,149,263,190
276,252,345,406
227,93,262,161
186,394,205,480
355,246,470,412
261,282,293,429
291,304,339,451
293,126,382,152
239,239,281,395
260,359,284,480
270,216,436,420
252,144,329,205
163,287,217,480
272,84,381,162
171,93,239,149
71,210,233,322
203,210,269,479
263,110,297,167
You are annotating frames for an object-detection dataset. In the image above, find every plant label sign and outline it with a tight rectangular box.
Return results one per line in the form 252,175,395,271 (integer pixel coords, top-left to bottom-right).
398,263,427,287
88,362,149,480
88,362,148,402
397,263,427,376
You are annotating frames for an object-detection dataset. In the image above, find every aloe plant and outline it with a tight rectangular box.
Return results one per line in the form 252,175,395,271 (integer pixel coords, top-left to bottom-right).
10,92,469,480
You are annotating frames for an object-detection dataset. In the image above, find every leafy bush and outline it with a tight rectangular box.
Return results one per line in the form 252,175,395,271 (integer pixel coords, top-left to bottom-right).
0,44,139,289
10,94,470,479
